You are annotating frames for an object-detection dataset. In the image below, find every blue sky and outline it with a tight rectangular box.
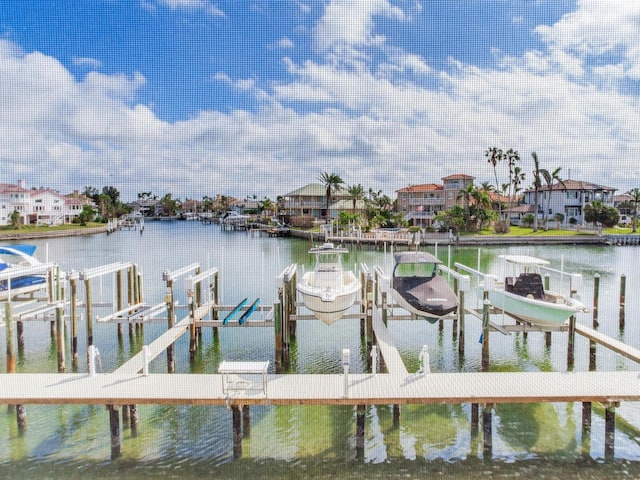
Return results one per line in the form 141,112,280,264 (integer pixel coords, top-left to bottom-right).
1,0,639,201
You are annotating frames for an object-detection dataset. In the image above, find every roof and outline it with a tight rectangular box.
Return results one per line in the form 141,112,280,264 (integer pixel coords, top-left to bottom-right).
499,254,549,266
441,174,475,181
528,179,616,192
284,183,328,197
396,184,443,193
0,183,30,194
505,204,537,214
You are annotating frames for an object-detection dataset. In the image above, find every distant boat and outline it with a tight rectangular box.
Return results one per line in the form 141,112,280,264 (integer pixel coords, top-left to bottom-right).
481,254,588,327
222,211,250,225
0,244,47,291
296,243,361,325
391,251,458,323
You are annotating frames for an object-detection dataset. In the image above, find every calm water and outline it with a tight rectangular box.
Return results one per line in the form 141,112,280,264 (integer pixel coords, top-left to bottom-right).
1,221,640,479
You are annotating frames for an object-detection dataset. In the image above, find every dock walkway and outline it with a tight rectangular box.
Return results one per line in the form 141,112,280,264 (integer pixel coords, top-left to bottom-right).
0,370,638,407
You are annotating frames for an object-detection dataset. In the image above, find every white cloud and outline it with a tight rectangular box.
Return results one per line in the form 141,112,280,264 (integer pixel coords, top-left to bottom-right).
155,0,225,16
72,56,102,69
314,0,407,53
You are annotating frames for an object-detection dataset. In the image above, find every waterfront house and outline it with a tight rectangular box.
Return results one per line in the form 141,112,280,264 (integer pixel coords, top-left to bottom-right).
522,179,616,226
283,183,350,222
0,180,92,226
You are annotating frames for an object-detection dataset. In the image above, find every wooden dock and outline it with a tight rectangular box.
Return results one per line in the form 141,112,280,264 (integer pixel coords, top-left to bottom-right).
0,370,638,407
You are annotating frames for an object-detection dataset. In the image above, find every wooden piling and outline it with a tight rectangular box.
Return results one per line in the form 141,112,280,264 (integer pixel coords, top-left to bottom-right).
55,266,65,373
590,273,600,371
116,269,124,338
605,403,616,458
122,404,130,429
127,267,135,337
70,277,79,365
189,289,197,361
471,403,479,437
166,278,175,373
274,300,283,372
481,295,490,372
130,404,139,436
242,405,250,438
6,302,15,374
108,405,121,460
392,404,400,428
16,404,27,434
232,405,242,458
84,278,93,350
482,403,493,458
356,404,366,460
619,274,626,329
365,274,373,352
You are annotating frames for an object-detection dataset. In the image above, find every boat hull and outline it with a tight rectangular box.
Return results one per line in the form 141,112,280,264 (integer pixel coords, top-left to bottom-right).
297,271,360,325
487,289,585,327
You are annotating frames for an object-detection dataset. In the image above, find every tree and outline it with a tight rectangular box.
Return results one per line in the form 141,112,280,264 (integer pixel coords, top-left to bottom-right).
259,197,275,215
9,209,20,228
317,172,344,221
541,167,565,230
626,188,640,233
485,147,504,195
77,204,95,226
346,184,364,212
160,193,179,217
531,152,543,232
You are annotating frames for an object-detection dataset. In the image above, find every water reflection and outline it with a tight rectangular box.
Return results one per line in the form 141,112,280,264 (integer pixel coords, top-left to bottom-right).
1,221,640,477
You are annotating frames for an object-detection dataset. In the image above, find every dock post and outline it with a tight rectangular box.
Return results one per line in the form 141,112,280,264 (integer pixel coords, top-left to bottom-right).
195,266,202,338
5,300,15,377
470,403,479,437
360,270,366,338
392,404,400,428
164,275,176,373
55,266,65,373
619,274,626,329
356,404,366,460
458,290,465,358
16,404,27,434
567,275,579,371
365,273,374,353
212,271,219,337
70,276,79,366
242,405,250,438
108,405,121,460
452,278,459,341
482,403,493,458
481,296,490,372
188,287,197,361
289,268,297,337
126,267,133,337
84,277,94,351
116,269,124,338
604,403,617,459
590,273,600,371
130,404,139,436
232,405,242,458
122,404,130,429
581,401,591,456
274,300,283,372
544,273,552,347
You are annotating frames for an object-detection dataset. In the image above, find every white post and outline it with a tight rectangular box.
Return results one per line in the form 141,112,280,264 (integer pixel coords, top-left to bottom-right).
88,345,100,376
143,345,150,376
370,345,377,375
419,344,430,374
342,348,350,397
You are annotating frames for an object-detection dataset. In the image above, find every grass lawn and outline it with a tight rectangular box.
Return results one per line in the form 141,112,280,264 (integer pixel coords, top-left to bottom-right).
0,222,105,236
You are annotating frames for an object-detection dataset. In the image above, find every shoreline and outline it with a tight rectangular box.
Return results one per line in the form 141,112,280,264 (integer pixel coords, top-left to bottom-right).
1,223,638,246
0,225,109,240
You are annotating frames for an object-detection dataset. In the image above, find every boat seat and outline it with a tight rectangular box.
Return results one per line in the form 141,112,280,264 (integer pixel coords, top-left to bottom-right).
512,273,545,300
505,276,515,292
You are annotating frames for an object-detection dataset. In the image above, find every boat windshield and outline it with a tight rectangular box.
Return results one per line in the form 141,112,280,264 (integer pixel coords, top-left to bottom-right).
393,261,438,278
315,253,343,272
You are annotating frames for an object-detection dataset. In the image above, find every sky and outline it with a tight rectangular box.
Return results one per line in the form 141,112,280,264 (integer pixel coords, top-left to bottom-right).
1,0,640,201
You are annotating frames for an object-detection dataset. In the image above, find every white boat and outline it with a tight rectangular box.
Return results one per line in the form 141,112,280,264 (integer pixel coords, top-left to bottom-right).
296,243,361,325
0,244,46,291
391,251,458,323
482,254,588,327
222,211,250,225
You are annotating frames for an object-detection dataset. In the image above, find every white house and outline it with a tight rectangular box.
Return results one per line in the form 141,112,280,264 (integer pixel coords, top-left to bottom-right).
0,180,92,226
522,179,617,226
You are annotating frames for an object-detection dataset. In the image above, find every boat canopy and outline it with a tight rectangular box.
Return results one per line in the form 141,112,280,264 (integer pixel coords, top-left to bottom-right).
308,243,349,255
394,251,441,265
0,245,37,257
499,255,550,267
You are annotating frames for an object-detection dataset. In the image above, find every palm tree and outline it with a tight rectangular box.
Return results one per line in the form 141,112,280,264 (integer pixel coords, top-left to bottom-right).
531,152,544,232
504,148,521,199
346,184,364,212
626,188,640,233
485,147,503,194
317,172,344,221
542,167,565,230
